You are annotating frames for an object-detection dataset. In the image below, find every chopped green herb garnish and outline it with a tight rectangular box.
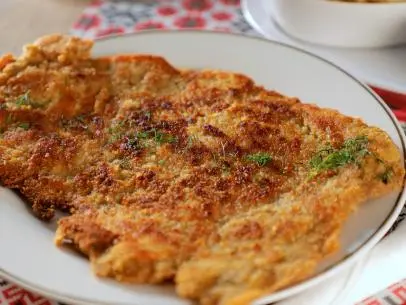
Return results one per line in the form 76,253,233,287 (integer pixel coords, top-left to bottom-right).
15,92,31,106
158,159,166,165
245,152,272,167
109,133,122,143
152,129,165,143
309,136,369,177
136,131,149,139
342,136,370,158
372,153,394,184
150,128,177,145
166,134,178,144
108,121,126,143
14,92,45,109
17,122,30,130
108,122,177,146
132,132,150,148
379,167,393,184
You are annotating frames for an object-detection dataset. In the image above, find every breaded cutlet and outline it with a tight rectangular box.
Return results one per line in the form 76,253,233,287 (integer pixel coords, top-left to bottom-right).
0,35,404,305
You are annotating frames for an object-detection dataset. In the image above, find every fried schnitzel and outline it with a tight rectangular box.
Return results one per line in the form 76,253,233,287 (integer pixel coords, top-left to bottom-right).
0,35,404,305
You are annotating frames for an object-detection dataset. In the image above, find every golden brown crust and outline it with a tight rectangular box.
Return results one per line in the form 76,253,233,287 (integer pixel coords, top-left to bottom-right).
0,35,404,305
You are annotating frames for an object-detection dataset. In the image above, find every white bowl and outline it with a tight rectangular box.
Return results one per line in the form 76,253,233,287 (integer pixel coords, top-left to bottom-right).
268,0,406,48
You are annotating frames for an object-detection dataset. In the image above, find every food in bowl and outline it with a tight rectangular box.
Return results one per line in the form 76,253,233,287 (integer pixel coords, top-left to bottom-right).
0,35,404,305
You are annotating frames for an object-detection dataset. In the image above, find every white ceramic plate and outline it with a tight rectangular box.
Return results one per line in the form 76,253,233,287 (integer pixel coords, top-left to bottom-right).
268,0,406,48
242,0,406,93
0,31,405,305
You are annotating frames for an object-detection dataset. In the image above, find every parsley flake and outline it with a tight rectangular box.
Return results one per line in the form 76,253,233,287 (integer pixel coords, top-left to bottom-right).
136,131,149,139
14,92,44,109
309,136,369,177
108,121,126,143
15,92,31,106
379,168,393,184
150,129,177,145
18,122,30,130
246,152,272,167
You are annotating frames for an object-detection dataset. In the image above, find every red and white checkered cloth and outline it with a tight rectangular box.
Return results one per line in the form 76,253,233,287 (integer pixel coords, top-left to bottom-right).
1,1,406,305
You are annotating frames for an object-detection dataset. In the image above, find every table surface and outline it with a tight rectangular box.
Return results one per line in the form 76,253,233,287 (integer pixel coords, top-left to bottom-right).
0,0,91,54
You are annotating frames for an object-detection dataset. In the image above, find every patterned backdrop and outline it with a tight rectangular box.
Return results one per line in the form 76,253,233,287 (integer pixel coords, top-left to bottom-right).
70,0,258,38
